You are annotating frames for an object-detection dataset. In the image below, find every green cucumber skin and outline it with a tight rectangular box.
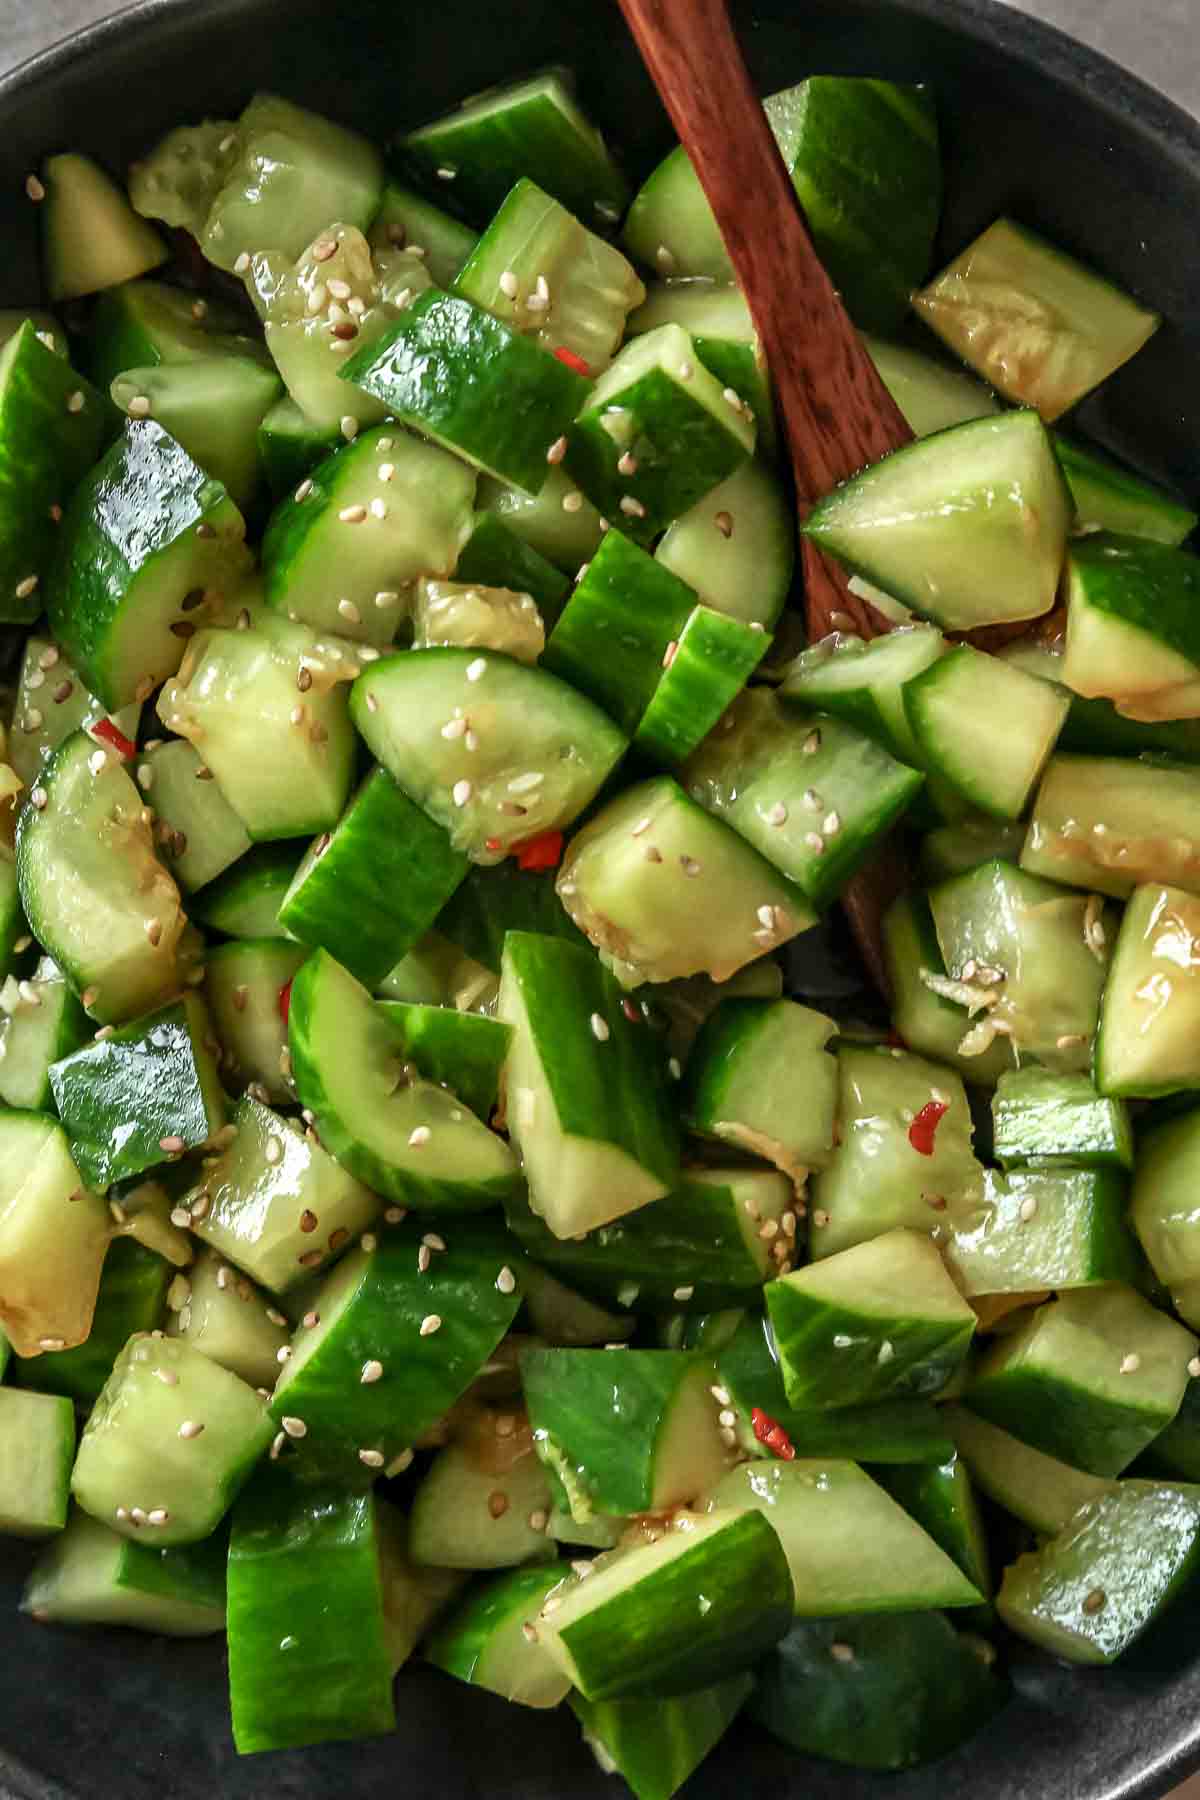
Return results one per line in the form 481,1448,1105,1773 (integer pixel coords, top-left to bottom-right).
269,1223,523,1482
633,606,770,768
682,997,836,1171
0,1387,75,1536
256,396,341,500
766,1278,975,1411
278,770,469,988
191,841,300,939
547,1511,793,1698
716,1314,956,1464
571,1677,753,1800
425,1564,567,1697
227,1471,395,1753
341,289,590,495
1141,1380,1200,1483
17,1237,170,1404
205,936,307,1103
504,1177,775,1313
48,419,248,712
751,1612,1008,1770
945,1167,1143,1296
376,1001,510,1121
85,280,267,401
1055,436,1198,547
0,324,106,624
1068,532,1200,673
21,1507,228,1634
0,964,91,1112
872,1456,992,1600
49,998,223,1190
456,512,572,627
437,863,588,973
370,179,479,291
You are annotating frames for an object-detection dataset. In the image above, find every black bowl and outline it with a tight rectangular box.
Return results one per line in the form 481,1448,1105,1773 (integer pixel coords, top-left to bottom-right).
3,1,1200,1796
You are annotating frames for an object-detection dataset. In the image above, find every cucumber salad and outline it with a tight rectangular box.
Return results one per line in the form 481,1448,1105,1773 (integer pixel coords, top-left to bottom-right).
2,58,1200,1794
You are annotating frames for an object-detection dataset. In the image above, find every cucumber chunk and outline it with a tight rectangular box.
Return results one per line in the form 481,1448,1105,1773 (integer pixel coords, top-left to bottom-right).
279,769,469,987
767,1228,976,1408
17,733,190,1024
111,356,281,512
413,578,545,662
967,1285,1197,1476
0,323,106,625
764,77,941,333
455,512,572,624
522,1347,728,1517
40,153,167,301
873,1452,991,1600
940,1167,1140,1297
370,178,479,290
191,841,299,939
1096,884,1200,1096
86,279,268,400
376,1502,469,1672
505,1167,795,1311
635,606,770,767
20,1238,168,1404
0,1112,111,1358
1143,1378,1200,1484
802,410,1071,631
256,395,341,499
0,1387,75,1536
498,931,678,1238
883,892,1016,1085
164,1247,288,1390
811,1045,984,1260
781,623,946,765
454,177,644,376
49,994,225,1190
914,218,1160,422
376,1001,510,1122
629,283,774,459
21,1506,226,1635
428,1563,572,1708
751,1611,1007,1772
1056,436,1197,547
107,1177,193,1268
704,1458,982,1613
71,1333,273,1544
352,646,626,864
400,69,628,226
192,1093,379,1294
290,949,517,1209
343,288,590,494
1002,640,1200,763
157,624,356,841
269,1223,522,1482
128,118,241,238
655,457,793,628
683,998,837,1176
686,688,923,911
945,1404,1112,1536
1063,534,1200,713
572,1678,752,1800
1022,753,1200,897
919,815,1028,884
48,419,250,713
142,738,251,892
999,1480,1200,1665
865,334,1000,436
565,322,755,541
200,92,383,273
409,1424,555,1570
558,775,813,987
534,1509,791,1698
478,465,605,572
205,937,307,1101
992,1068,1134,1170
437,861,587,972
227,1472,395,1752
623,147,733,283
1131,1110,1200,1326
0,309,67,358
903,645,1069,819
7,635,142,790
521,1263,635,1347
0,955,90,1111
263,424,477,645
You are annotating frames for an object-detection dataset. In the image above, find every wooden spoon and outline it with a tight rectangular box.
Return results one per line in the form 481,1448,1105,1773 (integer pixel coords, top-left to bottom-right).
616,0,916,990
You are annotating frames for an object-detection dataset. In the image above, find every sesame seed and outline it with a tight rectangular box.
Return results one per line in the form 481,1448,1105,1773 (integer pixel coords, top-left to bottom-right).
25,173,45,201
66,391,85,414
1083,1588,1107,1615
337,598,361,624
281,1416,307,1439
673,1285,695,1301
378,462,395,483
339,504,368,523
1019,1195,1038,1223
1056,1033,1087,1049
361,1360,384,1384
294,479,313,503
146,1509,170,1526
823,811,842,837
37,1336,66,1351
375,590,400,611
668,1057,682,1080
436,166,457,181
370,497,388,519
662,639,678,669
417,1244,431,1274
499,270,520,299
804,831,826,853
30,785,47,810
169,1207,191,1229
385,1207,406,1224
159,1135,185,1154
115,1506,130,1522
722,386,742,409
419,1314,442,1336
803,730,821,755
830,1641,855,1664
126,393,152,419
452,779,473,807
1190,1357,1200,1379
590,1012,610,1042
312,237,337,262
488,1489,510,1518
154,1367,179,1387
562,489,584,514
233,251,251,274
466,657,488,682
269,1432,286,1460
1120,1353,1141,1375
277,1346,293,1364
528,1509,549,1533
617,451,638,476
812,1208,830,1228
266,1307,287,1327
620,494,647,519
362,1232,378,1253
547,435,568,464
714,510,734,538
759,1218,779,1241
359,1448,385,1468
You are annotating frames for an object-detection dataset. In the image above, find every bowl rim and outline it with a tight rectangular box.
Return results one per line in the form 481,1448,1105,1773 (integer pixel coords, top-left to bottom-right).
1,3,1200,1800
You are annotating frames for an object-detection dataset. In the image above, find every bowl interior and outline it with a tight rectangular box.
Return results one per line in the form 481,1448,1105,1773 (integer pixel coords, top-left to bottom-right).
3,2,1200,1797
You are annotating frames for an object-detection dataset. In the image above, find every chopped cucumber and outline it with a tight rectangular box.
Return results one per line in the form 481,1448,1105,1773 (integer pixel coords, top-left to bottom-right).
7,635,142,790
16,733,190,1024
128,118,241,237
520,1262,635,1347
256,395,341,499
86,278,268,400
918,815,1028,884
262,424,477,645
1131,1111,1200,1325
1096,884,1200,1096
0,1387,75,1536
289,949,518,1210
684,688,923,912
376,1001,510,1122
48,419,250,713
767,1227,976,1408
967,1284,1197,1476
427,1564,571,1708
409,1425,555,1569
369,177,479,290
945,1403,1112,1536
1063,533,1200,713
142,739,251,891
205,936,307,1101
914,217,1160,421
400,69,628,226
628,282,773,459
940,1167,1140,1297
413,578,545,662
191,841,299,939
21,1506,226,1635
1056,436,1197,546
455,511,572,624
192,1093,379,1294
903,645,1069,819
780,622,946,766
572,1678,752,1800
1021,752,1200,897
0,955,90,1112
683,998,837,1177
623,147,733,283
633,605,770,767
498,931,678,1238
71,1333,274,1545
164,1247,289,1389
437,861,587,972
873,1452,991,1601
992,1068,1134,1170
278,769,468,987
865,333,1000,436
0,1112,112,1358
352,647,626,863
453,177,644,376
1143,1378,1200,1484
478,465,605,572
111,356,281,512
41,153,166,300
802,410,1071,631
343,289,590,495
655,457,794,628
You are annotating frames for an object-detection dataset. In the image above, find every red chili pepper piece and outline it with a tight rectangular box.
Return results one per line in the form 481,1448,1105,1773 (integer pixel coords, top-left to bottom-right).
750,1406,796,1460
92,718,137,759
515,830,564,872
278,979,293,1026
484,836,503,853
908,1098,949,1157
553,346,590,377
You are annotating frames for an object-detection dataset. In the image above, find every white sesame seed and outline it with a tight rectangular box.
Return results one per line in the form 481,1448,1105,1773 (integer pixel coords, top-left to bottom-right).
370,497,388,519
30,786,47,810
337,597,362,624
266,1307,288,1328
361,1233,378,1253
617,451,638,476
662,639,678,669
115,1506,130,1522
154,1368,179,1387
385,1207,406,1225
1120,1353,1141,1375
673,1285,695,1301
588,1011,611,1043
678,359,693,380
668,1056,682,1080
499,270,519,299
803,730,821,755
547,435,568,465
25,173,45,201
359,1448,385,1468
419,1314,442,1337
496,1266,517,1295
38,1337,66,1351
720,1425,738,1447
452,779,473,807
508,770,544,793
436,166,457,181
680,856,701,877
87,749,107,776
66,391,84,414
146,1509,170,1526
823,811,842,837
269,1432,286,1460
830,1641,855,1664
375,590,399,608
276,1345,292,1364
338,504,368,523
765,801,788,827
1019,1195,1038,1223
377,462,395,483
281,1416,307,1439
361,1360,384,1384
466,657,488,682
233,251,251,273
804,832,826,853
409,1125,432,1148
528,1509,548,1533
562,489,584,514
169,1207,191,1229
126,394,152,419
294,479,313,502
159,1135,185,1154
